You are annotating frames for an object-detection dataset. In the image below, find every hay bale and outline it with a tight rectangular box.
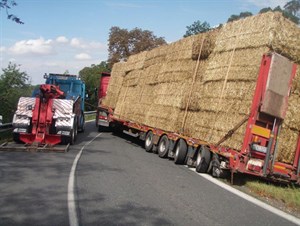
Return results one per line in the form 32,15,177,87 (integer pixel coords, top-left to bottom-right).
102,62,126,108
215,12,300,63
123,69,144,87
192,29,219,60
166,31,218,61
144,45,169,68
125,51,147,72
276,125,299,164
105,12,300,162
203,47,269,82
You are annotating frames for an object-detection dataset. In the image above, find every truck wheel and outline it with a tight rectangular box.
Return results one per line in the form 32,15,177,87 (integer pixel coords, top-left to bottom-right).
158,135,169,158
62,129,75,145
196,146,211,173
69,129,75,145
174,139,188,164
13,132,21,143
74,120,78,142
145,131,154,152
78,111,85,133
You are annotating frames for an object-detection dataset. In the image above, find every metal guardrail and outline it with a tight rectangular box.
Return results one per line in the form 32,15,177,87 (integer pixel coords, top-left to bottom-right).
84,111,96,115
0,111,96,132
0,123,13,133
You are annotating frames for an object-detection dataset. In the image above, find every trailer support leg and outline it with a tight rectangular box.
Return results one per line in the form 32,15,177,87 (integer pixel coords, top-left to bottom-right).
231,171,234,185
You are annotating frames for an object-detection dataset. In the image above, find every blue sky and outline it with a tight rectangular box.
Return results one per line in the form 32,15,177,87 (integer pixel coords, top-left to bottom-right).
0,0,289,84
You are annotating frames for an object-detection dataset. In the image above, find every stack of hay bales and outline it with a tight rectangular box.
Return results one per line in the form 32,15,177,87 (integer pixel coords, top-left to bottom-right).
102,62,126,109
104,12,300,164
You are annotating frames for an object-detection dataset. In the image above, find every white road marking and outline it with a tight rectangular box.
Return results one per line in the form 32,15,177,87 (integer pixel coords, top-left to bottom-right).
68,133,102,226
186,167,300,226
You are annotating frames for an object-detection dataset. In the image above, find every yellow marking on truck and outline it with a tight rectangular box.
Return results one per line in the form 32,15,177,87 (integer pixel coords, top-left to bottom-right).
251,125,271,138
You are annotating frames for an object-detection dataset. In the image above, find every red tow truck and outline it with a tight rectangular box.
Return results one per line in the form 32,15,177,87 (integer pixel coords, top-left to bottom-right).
97,53,300,184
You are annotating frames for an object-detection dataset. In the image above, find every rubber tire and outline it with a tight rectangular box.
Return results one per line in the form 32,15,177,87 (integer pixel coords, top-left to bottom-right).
13,132,21,143
174,139,188,165
196,146,211,173
69,129,75,145
145,131,154,152
78,111,85,133
73,120,78,142
158,135,169,158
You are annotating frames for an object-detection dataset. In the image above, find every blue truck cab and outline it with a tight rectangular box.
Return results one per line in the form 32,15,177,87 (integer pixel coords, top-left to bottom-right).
44,73,86,134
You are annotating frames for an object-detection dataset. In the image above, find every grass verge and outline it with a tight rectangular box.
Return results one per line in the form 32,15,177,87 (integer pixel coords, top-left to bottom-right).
245,180,300,212
85,113,96,121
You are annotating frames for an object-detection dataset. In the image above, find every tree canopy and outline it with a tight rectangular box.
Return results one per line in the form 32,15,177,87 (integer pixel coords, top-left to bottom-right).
0,0,23,24
227,1,300,24
0,63,32,122
227,11,253,22
108,26,167,67
183,20,211,38
79,61,110,110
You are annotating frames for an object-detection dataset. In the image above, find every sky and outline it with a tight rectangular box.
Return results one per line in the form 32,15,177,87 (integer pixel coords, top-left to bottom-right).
0,0,289,84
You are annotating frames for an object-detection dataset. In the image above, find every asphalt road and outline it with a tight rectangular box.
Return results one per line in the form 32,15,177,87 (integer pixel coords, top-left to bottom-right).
0,122,299,226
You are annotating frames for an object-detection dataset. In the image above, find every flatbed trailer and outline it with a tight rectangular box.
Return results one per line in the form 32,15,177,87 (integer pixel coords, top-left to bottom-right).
98,53,300,184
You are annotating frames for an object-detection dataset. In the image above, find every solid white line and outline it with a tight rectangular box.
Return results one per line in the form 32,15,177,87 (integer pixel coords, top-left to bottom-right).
186,167,300,225
68,133,102,226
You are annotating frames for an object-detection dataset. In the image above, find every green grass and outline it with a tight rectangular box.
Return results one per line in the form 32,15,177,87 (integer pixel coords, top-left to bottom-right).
246,180,300,211
85,113,96,121
0,129,13,143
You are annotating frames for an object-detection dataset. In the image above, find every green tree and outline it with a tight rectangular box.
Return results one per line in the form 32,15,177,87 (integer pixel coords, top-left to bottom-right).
265,5,300,24
259,7,273,13
0,63,32,122
108,26,166,67
227,11,253,22
284,0,300,16
183,20,210,38
0,0,24,24
79,61,110,110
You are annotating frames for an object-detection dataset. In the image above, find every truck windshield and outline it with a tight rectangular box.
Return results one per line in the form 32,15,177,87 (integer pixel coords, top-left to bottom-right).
59,84,71,93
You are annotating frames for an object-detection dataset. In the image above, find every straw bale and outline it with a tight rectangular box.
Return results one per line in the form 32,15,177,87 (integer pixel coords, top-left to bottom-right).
125,51,147,72
144,105,184,132
203,47,269,82
102,62,126,108
215,12,300,63
144,45,169,68
166,30,218,61
183,110,247,150
285,94,300,131
200,80,256,101
107,11,300,158
141,63,164,85
276,125,299,164
123,69,144,87
192,29,219,60
153,81,191,108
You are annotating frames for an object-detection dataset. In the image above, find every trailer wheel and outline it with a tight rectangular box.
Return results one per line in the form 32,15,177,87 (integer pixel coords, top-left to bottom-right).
174,139,188,164
195,146,211,173
145,131,154,152
158,135,169,158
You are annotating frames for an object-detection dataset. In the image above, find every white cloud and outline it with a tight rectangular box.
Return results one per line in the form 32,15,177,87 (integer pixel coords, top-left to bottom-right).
75,53,92,60
245,0,288,8
2,36,108,84
70,38,82,48
0,46,6,52
70,38,105,50
56,36,69,43
9,37,54,56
